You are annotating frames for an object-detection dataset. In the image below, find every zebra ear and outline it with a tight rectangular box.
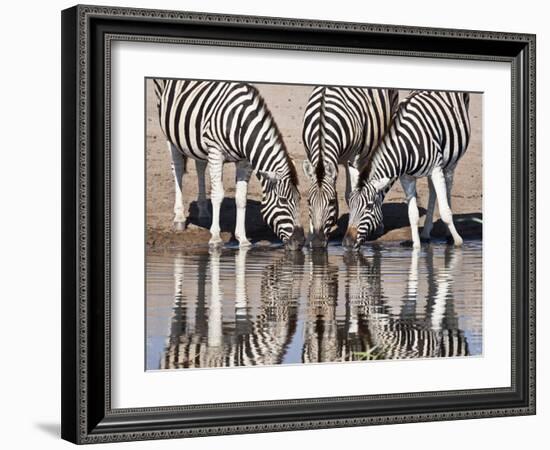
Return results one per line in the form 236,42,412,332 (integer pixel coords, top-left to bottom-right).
257,170,282,189
371,177,390,192
302,160,315,181
325,163,337,182
348,164,360,189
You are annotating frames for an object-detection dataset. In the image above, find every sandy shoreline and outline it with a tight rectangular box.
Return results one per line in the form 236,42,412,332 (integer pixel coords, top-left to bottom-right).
146,81,482,250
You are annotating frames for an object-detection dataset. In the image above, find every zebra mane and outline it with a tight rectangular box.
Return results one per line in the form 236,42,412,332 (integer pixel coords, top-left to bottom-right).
244,83,299,187
315,87,328,184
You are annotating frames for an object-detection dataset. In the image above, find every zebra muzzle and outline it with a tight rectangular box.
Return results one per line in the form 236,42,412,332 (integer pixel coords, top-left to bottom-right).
310,230,328,249
342,227,358,249
286,226,305,251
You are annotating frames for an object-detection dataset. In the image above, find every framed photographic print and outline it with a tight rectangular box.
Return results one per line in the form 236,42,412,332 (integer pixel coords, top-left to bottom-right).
61,4,536,444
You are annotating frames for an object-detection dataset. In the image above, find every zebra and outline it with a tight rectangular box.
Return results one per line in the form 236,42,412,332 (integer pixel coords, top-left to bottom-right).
154,79,305,250
343,90,471,249
153,80,210,228
301,86,399,248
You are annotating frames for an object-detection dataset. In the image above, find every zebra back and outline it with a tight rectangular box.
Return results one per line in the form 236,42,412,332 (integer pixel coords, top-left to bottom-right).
302,86,398,175
361,90,471,183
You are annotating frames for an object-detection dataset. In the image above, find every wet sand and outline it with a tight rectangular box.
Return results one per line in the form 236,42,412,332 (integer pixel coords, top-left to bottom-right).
146,81,482,249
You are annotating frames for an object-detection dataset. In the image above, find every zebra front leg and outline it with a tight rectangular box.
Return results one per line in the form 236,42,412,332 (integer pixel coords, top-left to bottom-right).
167,142,187,231
430,166,463,247
235,160,253,247
195,159,211,222
208,149,225,246
401,176,421,249
421,177,437,241
443,168,456,243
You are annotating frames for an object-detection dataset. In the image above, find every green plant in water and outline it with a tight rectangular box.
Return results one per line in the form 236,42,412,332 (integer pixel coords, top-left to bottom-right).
353,344,385,361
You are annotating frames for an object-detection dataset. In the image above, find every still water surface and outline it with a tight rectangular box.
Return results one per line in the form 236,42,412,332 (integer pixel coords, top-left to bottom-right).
146,241,482,370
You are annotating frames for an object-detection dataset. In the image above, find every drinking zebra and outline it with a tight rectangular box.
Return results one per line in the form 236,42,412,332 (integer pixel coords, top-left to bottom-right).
155,79,305,249
343,90,471,249
301,86,399,247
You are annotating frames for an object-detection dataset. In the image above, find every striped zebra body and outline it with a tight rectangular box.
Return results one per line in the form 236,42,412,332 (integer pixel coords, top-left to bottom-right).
155,79,304,249
301,86,398,247
345,90,471,249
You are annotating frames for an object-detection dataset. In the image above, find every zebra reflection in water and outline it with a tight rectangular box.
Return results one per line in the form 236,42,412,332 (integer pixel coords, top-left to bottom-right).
159,246,469,369
351,247,470,360
302,250,384,363
160,249,304,369
302,251,340,363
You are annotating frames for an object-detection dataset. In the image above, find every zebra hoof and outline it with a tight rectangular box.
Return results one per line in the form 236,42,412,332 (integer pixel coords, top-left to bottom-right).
173,221,186,232
209,237,224,247
446,235,463,246
238,239,252,248
420,236,431,243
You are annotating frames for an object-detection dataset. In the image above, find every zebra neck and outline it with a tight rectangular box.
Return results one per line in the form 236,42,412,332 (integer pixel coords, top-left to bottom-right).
245,123,295,194
251,144,293,180
366,131,404,183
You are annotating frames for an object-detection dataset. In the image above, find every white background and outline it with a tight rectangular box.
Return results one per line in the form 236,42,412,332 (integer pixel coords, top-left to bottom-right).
0,0,546,449
113,43,511,408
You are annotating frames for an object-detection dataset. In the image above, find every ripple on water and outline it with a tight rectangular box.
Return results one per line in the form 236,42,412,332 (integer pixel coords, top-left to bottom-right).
146,241,483,370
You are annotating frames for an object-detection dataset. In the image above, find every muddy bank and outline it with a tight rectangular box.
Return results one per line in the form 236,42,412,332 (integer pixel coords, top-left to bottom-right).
146,201,482,250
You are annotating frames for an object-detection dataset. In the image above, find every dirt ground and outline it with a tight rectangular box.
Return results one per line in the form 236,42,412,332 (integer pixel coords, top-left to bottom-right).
146,80,482,248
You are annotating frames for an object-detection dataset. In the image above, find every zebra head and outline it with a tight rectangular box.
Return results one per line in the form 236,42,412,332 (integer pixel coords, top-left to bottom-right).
257,169,305,251
302,160,338,248
343,169,388,249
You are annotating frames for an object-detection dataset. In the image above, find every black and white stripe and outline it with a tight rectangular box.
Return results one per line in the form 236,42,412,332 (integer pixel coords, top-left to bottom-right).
301,87,398,247
345,90,471,249
342,248,469,361
158,245,470,369
155,79,304,248
160,250,304,369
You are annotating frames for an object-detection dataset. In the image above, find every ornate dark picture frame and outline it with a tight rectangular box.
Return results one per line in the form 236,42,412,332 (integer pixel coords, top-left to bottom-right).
61,4,536,444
